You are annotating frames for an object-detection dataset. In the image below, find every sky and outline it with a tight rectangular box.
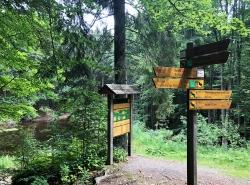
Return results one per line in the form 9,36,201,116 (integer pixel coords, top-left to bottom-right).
85,1,138,32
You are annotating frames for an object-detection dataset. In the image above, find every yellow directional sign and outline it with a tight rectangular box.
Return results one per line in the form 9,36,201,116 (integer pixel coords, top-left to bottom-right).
189,100,232,110
153,78,204,89
189,90,232,100
154,67,204,78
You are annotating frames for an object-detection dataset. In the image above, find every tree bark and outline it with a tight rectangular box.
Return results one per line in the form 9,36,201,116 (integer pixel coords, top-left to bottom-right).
113,0,127,149
114,0,126,84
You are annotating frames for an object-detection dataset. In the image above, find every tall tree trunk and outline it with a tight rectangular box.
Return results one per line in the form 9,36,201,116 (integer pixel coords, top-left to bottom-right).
114,0,126,84
113,0,127,149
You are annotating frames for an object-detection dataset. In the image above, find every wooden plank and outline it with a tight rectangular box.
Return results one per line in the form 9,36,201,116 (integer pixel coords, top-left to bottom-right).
180,51,230,67
113,123,130,137
189,90,232,100
113,103,130,110
153,78,204,89
189,100,232,110
114,119,130,128
153,67,204,78
180,39,230,59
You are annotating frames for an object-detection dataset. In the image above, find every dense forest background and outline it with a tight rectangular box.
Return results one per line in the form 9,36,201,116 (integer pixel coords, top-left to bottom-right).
0,0,249,184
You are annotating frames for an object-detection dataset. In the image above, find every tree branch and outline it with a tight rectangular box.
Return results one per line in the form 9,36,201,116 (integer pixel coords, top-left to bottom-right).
0,76,16,91
168,0,187,17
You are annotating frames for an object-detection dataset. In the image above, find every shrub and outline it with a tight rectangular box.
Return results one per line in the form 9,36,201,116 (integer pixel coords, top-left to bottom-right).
12,92,108,185
218,119,245,147
197,114,220,146
175,114,220,146
31,177,49,185
113,147,127,163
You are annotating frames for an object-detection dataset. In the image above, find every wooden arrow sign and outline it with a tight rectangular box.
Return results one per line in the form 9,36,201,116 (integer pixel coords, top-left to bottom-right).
153,78,204,89
189,100,232,110
180,39,230,68
154,67,204,78
180,39,230,59
189,90,232,100
180,51,230,68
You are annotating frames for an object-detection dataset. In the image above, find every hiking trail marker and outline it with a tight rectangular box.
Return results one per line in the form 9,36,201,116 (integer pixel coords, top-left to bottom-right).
189,90,232,110
153,39,231,185
153,78,204,89
99,84,138,165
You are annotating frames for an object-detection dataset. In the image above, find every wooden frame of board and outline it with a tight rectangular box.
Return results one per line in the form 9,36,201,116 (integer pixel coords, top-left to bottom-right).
99,84,138,165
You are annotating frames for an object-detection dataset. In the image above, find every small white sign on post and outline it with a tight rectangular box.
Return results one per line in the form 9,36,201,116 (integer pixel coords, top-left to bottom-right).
197,68,205,78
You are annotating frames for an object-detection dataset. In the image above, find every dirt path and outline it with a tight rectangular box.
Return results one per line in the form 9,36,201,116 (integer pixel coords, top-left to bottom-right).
98,155,250,185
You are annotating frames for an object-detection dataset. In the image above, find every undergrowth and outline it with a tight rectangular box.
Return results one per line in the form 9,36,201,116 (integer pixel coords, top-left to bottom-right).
0,155,17,170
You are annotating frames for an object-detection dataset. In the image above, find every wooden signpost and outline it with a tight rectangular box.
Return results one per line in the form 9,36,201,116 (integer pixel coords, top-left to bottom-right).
153,78,204,89
189,90,232,110
99,84,138,165
180,39,230,68
189,90,232,100
154,67,204,78
153,39,231,185
189,100,232,110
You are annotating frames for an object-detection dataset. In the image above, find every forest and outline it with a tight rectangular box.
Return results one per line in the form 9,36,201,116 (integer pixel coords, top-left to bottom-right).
0,0,249,185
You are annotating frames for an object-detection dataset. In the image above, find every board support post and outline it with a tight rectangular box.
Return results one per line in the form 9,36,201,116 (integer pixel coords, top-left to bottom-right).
128,95,133,156
107,94,114,165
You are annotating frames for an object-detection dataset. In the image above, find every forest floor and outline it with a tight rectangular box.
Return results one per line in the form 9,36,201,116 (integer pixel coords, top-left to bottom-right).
98,155,250,185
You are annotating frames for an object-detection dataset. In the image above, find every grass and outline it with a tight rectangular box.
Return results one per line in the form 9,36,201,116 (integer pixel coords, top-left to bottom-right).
0,155,17,170
133,122,250,179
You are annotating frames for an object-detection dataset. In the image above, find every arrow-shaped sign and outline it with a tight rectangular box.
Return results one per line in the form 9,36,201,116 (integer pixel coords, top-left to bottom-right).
189,90,232,100
180,39,230,68
154,67,204,78
189,100,232,110
153,78,204,89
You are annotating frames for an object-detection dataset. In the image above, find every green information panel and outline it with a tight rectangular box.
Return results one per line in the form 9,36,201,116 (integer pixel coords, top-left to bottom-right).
114,109,130,122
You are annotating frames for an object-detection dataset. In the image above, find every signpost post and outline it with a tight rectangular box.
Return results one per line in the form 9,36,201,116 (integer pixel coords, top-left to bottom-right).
186,42,197,185
152,39,231,185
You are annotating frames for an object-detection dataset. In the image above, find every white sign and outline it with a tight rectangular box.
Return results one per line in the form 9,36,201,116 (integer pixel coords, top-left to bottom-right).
197,69,205,78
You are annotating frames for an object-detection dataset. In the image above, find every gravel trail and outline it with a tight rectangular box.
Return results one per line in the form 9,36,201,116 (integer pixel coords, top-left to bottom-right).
98,155,250,185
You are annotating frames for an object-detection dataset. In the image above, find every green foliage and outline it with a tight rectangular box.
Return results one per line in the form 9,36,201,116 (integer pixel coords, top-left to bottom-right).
179,114,245,147
219,119,244,147
16,129,39,169
0,155,16,170
113,148,127,163
0,4,54,122
0,128,20,153
60,164,75,184
197,116,220,146
31,177,49,185
12,87,107,184
133,121,186,160
139,0,249,36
